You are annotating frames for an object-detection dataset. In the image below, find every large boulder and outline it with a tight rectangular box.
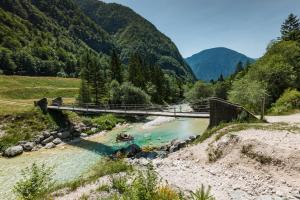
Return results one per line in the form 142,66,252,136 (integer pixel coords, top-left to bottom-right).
45,142,56,149
34,135,44,144
43,131,51,138
4,146,23,157
52,138,62,145
23,142,35,151
57,131,71,139
41,136,54,145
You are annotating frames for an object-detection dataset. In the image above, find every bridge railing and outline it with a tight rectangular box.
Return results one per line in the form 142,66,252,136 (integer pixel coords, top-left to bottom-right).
56,103,210,114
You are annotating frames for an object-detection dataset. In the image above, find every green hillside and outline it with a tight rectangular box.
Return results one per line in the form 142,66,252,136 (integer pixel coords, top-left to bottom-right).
75,0,195,79
0,0,195,81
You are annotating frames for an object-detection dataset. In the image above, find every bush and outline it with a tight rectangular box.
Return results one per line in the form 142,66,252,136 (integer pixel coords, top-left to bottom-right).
269,88,300,114
109,81,151,105
13,163,55,200
91,114,124,131
189,184,215,200
111,175,128,194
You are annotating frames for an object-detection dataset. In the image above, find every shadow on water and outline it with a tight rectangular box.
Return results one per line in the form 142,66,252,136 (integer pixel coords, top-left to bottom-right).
66,138,117,156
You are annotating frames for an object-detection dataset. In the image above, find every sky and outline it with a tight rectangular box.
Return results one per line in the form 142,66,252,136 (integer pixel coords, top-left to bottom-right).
103,0,300,58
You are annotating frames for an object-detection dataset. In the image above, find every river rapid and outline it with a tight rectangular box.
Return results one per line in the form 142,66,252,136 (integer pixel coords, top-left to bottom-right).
0,117,209,199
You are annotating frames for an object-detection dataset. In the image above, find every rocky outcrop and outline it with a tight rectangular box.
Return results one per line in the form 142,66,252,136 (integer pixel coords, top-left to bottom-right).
3,146,23,157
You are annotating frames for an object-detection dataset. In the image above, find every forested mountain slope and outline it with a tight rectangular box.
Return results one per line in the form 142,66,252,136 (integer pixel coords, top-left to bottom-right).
0,0,195,81
186,47,254,81
74,0,195,80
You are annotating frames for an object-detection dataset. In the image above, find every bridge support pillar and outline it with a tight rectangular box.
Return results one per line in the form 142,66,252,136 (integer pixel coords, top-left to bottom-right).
209,98,257,127
34,98,48,114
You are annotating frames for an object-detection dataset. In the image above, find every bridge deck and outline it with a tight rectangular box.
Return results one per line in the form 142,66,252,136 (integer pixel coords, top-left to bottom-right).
48,106,210,118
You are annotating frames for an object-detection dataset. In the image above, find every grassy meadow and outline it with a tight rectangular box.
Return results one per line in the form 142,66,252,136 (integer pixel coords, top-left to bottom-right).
0,75,80,115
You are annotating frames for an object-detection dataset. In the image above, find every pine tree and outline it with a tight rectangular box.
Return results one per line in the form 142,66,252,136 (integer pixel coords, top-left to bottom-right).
90,56,106,105
217,74,224,82
234,61,244,74
128,53,145,89
78,67,91,105
110,49,122,83
281,13,300,41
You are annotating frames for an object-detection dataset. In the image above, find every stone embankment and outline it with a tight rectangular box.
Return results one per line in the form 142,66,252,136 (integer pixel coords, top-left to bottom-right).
2,123,91,157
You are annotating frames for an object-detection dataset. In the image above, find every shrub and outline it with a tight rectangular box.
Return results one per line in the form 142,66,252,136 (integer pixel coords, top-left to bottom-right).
189,184,215,200
13,163,55,200
91,114,124,131
111,175,128,194
269,88,300,114
155,186,181,200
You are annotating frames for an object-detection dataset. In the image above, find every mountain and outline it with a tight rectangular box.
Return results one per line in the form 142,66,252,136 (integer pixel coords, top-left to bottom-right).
0,0,195,81
185,47,254,81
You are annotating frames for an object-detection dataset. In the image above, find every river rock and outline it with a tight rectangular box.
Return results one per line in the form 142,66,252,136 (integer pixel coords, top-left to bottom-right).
34,135,44,143
116,144,142,158
4,145,23,157
189,136,196,141
57,131,71,139
45,142,56,149
52,138,62,145
23,142,35,151
41,136,54,145
32,144,43,151
43,131,51,138
81,133,88,138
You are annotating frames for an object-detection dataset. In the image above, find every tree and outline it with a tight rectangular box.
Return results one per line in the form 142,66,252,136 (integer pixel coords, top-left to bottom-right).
228,78,266,113
78,51,107,105
90,56,106,104
110,49,122,83
281,13,300,41
217,74,224,82
185,81,214,105
128,53,145,89
234,61,244,74
119,82,151,105
78,67,91,105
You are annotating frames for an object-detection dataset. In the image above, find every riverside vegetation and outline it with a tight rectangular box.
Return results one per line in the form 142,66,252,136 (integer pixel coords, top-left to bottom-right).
13,161,215,200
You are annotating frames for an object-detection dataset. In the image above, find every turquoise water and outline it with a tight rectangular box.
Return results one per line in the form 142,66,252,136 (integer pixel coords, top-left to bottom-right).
0,117,208,199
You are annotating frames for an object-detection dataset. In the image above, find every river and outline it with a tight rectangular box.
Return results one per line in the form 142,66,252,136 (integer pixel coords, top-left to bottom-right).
0,117,209,199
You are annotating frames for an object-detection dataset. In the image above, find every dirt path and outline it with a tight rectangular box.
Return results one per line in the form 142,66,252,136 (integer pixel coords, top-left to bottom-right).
154,124,300,200
265,113,300,124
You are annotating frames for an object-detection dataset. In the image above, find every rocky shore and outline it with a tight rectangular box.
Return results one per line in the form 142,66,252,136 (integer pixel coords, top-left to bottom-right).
1,122,129,158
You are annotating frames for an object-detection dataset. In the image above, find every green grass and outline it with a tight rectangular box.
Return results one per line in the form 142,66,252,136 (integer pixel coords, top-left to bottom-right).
0,75,80,115
52,159,132,193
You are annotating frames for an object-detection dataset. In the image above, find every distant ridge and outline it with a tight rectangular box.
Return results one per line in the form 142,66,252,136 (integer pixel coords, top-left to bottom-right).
186,47,254,81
